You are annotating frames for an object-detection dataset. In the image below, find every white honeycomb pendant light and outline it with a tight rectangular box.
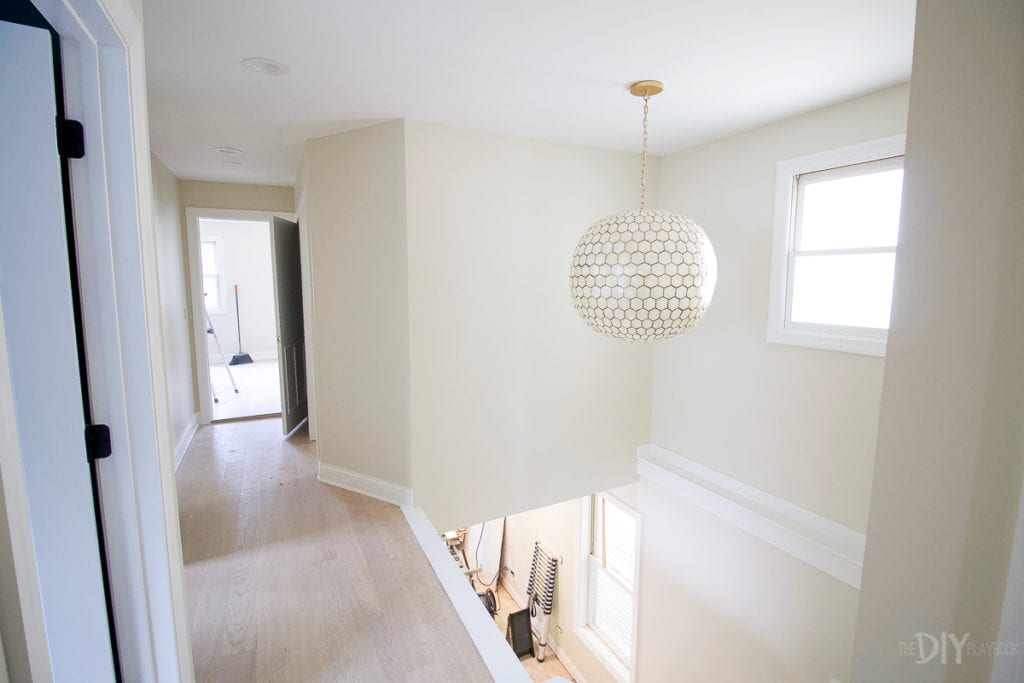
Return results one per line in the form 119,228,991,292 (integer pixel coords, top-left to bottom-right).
571,81,717,341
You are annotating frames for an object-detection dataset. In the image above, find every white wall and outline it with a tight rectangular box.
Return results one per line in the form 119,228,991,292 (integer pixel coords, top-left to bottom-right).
653,84,910,532
297,121,412,487
151,154,197,445
198,219,277,360
404,121,653,532
852,2,1024,681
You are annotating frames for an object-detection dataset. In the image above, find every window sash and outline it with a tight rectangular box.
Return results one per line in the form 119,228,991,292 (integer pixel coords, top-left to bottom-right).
586,493,638,668
784,155,903,335
784,250,896,334
588,555,634,663
792,155,903,253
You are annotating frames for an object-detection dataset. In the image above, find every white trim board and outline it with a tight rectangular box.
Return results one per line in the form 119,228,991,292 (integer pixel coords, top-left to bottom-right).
401,506,530,683
173,414,199,472
637,444,866,589
317,462,413,507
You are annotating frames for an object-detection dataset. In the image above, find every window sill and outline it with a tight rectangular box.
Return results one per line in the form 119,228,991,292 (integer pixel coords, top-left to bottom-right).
575,626,631,683
767,325,886,357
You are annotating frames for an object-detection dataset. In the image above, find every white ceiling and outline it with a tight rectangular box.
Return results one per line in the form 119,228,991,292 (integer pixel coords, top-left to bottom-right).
144,0,915,187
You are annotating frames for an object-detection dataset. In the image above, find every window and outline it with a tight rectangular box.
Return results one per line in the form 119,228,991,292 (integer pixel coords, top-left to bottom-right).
577,492,640,681
200,238,224,313
768,135,906,355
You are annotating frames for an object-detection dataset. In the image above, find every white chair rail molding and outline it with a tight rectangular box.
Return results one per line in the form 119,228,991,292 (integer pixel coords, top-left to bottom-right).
636,444,866,588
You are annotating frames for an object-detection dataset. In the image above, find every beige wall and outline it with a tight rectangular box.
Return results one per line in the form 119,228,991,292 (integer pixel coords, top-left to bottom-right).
503,484,859,683
297,121,412,487
616,481,858,682
497,87,914,683
853,1,1024,680
151,154,197,445
404,121,653,531
653,84,911,532
178,181,294,215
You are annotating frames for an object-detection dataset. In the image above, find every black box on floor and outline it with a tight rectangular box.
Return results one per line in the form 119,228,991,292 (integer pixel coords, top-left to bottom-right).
506,608,534,659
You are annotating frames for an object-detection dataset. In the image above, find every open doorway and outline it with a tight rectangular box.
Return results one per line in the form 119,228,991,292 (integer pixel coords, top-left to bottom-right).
199,216,280,421
187,208,309,432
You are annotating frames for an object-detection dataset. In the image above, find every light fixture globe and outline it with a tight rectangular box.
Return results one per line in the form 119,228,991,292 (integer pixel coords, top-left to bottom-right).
571,209,717,341
570,80,717,341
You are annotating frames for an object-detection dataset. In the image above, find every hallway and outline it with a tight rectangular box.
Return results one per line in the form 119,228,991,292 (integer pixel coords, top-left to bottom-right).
176,418,491,682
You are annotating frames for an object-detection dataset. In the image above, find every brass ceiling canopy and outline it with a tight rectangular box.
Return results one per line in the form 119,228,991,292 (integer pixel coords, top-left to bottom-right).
628,80,664,97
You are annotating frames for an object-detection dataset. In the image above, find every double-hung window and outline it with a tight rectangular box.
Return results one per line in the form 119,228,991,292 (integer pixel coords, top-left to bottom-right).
200,237,224,314
578,492,640,681
768,135,905,355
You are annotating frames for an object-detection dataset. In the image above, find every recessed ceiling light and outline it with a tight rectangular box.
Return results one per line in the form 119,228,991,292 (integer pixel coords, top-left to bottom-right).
214,146,243,155
241,57,289,76
219,160,243,166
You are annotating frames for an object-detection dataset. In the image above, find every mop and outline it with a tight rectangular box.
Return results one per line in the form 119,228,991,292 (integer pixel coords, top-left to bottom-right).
205,310,239,404
228,284,254,365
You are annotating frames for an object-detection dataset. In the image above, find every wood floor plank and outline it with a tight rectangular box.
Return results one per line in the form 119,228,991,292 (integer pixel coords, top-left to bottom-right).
176,418,492,682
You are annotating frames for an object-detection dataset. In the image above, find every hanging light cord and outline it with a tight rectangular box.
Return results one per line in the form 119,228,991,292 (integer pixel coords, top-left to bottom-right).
640,95,649,210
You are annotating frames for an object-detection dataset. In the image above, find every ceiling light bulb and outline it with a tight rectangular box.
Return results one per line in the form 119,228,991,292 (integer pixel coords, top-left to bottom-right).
241,57,290,76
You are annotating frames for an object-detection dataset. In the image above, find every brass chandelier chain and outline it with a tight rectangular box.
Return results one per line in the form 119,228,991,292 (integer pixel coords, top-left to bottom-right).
640,95,649,210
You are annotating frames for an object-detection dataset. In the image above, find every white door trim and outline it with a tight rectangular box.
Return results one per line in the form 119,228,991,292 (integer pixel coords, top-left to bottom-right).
184,207,295,424
22,0,194,679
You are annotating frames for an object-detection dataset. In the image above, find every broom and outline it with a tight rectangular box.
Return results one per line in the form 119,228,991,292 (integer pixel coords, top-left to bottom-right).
228,284,254,365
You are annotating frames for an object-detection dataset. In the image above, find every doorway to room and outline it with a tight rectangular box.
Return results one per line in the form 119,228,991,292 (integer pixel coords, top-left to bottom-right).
187,208,309,432
199,216,280,420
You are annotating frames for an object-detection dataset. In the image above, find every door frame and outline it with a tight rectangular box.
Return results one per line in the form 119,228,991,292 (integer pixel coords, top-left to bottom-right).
184,207,297,424
0,0,194,679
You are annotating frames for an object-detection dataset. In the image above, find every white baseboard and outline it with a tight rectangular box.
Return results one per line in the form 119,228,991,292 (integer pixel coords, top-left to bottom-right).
402,506,530,683
500,574,526,609
637,443,865,588
173,413,199,472
317,462,413,507
548,638,587,683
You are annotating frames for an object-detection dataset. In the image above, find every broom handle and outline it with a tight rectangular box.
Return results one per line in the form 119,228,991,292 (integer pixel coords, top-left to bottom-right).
234,284,242,352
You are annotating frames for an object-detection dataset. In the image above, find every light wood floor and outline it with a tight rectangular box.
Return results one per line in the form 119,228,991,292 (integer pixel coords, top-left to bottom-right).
176,418,492,682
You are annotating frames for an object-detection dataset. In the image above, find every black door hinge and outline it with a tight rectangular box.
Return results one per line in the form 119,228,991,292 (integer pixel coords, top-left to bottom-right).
57,117,85,159
85,424,112,462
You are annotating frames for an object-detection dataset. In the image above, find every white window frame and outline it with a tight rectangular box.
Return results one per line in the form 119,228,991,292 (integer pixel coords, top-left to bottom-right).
575,492,641,683
767,134,906,356
199,235,226,314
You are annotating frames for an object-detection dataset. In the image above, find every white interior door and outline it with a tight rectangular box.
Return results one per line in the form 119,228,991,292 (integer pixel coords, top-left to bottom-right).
0,19,116,680
271,217,309,434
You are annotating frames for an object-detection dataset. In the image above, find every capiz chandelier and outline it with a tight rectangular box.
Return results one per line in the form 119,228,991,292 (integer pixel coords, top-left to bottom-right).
571,80,717,341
